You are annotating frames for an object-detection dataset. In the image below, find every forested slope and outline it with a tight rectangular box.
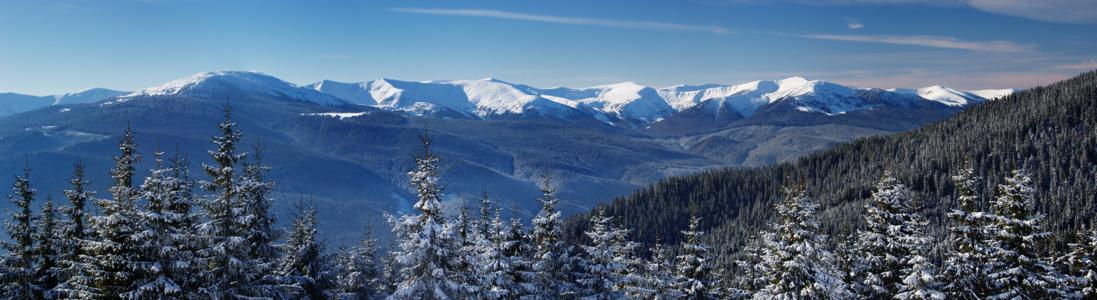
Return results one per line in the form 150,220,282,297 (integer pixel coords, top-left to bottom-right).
567,70,1097,258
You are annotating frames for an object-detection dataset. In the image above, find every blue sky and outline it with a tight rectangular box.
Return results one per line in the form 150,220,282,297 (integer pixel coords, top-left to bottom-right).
1,0,1095,95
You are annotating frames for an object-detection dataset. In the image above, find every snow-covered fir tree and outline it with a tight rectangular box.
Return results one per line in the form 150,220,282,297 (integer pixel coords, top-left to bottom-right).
195,106,276,298
335,229,382,300
576,209,629,299
238,144,279,271
752,186,850,300
984,169,1065,299
123,150,200,299
894,220,944,300
57,162,94,289
675,215,715,300
57,127,145,299
279,204,331,299
529,177,572,298
850,172,921,298
35,196,62,297
1063,226,1097,298
941,165,991,299
474,209,519,299
0,163,39,299
388,133,466,299
640,242,681,300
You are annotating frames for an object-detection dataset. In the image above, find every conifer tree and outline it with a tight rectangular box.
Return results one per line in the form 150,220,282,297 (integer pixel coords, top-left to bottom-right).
0,163,38,299
984,169,1064,299
1064,227,1097,298
641,242,681,300
35,196,62,297
475,210,518,299
895,221,944,300
942,165,991,299
576,210,627,299
851,172,920,298
195,106,267,298
124,150,198,299
59,127,145,299
388,133,465,299
752,186,850,299
335,229,381,300
58,162,93,285
676,215,714,300
238,144,278,267
278,205,329,299
529,177,571,298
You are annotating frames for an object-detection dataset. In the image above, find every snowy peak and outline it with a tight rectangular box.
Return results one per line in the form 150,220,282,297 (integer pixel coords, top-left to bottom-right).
569,82,674,123
890,85,982,106
968,88,1016,100
52,88,128,105
126,71,348,105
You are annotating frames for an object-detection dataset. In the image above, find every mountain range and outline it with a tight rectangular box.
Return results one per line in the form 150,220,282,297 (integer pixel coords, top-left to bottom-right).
0,71,1012,239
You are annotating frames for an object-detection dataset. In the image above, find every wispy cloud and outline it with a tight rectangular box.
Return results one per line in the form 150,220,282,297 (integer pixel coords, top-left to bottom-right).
1052,59,1097,70
844,18,864,29
799,34,1032,53
391,8,732,35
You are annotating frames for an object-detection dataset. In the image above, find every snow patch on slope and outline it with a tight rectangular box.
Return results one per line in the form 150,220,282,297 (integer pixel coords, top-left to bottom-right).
125,71,348,105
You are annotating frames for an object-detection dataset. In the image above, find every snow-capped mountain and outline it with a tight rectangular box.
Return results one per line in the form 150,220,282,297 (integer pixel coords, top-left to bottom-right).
122,71,348,105
968,88,1016,100
310,74,1011,127
0,88,128,116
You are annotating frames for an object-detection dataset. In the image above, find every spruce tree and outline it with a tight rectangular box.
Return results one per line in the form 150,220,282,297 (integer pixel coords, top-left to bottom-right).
335,229,381,300
278,205,329,299
895,221,944,300
0,163,38,299
752,186,850,299
475,210,518,299
59,127,144,299
984,169,1064,299
238,144,278,268
35,196,62,297
575,209,626,299
675,215,714,300
641,242,681,299
529,177,571,298
1064,227,1097,298
195,106,266,298
941,165,991,299
851,172,920,298
388,133,465,299
58,162,93,285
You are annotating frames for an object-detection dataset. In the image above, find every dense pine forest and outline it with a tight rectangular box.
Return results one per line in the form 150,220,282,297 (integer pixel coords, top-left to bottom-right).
1,71,1096,299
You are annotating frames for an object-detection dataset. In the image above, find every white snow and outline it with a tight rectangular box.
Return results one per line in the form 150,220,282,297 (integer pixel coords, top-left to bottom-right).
890,85,983,106
967,88,1016,100
125,71,348,105
302,112,370,120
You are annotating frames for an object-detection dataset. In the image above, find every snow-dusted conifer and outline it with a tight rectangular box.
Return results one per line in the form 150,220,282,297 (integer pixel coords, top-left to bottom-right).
752,186,850,300
388,133,465,299
530,177,572,297
1064,227,1097,298
35,196,62,296
675,215,714,300
195,106,269,298
942,165,991,299
0,163,38,299
895,221,944,300
642,242,681,299
984,169,1065,299
576,209,627,299
851,172,920,298
336,229,382,300
279,205,330,299
57,162,93,286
